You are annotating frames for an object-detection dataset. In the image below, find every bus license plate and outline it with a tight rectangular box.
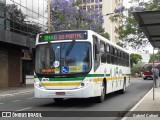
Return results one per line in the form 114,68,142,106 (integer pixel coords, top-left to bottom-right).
56,92,65,95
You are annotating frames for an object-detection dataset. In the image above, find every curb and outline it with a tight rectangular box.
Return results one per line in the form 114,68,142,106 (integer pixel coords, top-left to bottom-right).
121,88,153,120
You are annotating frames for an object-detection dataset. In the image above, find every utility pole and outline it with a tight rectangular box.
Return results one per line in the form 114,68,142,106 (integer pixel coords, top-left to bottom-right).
48,0,51,32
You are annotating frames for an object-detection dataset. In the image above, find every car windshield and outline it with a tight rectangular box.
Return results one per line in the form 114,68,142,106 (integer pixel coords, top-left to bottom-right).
35,42,91,75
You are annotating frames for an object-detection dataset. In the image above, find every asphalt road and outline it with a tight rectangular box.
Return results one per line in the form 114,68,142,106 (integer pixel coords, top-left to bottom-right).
0,78,153,120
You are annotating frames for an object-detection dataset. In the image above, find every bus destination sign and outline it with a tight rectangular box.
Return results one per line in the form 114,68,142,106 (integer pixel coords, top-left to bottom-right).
39,31,87,42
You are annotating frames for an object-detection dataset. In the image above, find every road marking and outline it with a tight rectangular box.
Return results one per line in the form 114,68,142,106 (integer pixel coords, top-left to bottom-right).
28,97,34,100
13,91,34,95
0,103,4,104
16,107,32,111
0,91,34,99
12,100,21,102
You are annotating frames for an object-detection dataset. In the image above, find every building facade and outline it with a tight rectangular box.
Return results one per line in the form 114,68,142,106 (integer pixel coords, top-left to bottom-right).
75,0,123,43
0,0,48,88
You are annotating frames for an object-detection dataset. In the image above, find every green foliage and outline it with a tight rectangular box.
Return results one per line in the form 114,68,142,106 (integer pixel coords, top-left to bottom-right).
130,53,142,67
110,0,160,50
100,32,110,40
149,51,160,62
131,65,142,76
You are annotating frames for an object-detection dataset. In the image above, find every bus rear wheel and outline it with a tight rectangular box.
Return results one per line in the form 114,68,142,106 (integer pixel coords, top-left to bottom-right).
94,81,106,103
119,80,126,94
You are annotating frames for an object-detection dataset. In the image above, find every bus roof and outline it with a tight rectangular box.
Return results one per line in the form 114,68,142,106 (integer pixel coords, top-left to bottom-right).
142,62,160,67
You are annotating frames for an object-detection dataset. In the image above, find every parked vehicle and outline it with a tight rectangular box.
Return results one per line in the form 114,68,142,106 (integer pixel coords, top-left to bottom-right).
142,62,160,80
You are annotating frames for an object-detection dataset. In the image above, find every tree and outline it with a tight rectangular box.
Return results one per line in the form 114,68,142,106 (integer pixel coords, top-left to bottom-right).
149,51,160,63
110,0,160,50
130,53,142,67
101,32,110,40
50,0,104,33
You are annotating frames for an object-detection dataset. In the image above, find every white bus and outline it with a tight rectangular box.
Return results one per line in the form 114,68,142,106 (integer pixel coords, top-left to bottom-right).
34,30,130,103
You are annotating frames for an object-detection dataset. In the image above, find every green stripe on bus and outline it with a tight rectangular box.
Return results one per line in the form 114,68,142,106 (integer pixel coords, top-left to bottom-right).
35,74,111,81
37,77,85,81
87,74,110,77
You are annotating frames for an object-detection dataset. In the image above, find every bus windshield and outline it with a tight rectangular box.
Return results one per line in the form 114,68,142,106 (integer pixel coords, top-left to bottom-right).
142,64,153,72
35,42,91,75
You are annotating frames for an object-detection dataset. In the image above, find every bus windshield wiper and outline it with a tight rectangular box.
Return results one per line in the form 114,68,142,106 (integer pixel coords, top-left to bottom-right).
65,39,75,56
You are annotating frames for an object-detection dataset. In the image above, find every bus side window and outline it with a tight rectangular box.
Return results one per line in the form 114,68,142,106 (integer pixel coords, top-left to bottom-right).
115,48,118,65
106,43,111,64
93,35,100,71
110,46,114,64
100,40,106,63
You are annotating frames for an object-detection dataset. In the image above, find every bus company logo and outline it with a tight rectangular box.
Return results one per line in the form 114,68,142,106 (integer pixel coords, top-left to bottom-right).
2,112,12,117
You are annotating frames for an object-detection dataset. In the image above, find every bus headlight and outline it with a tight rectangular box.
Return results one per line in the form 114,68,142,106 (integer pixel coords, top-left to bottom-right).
34,80,44,88
78,78,92,88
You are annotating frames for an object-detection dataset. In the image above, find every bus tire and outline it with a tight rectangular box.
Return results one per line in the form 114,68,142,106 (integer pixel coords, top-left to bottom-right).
54,98,64,103
94,81,106,103
119,78,126,94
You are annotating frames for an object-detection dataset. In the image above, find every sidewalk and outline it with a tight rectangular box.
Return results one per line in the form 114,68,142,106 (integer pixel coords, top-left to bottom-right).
122,87,160,120
0,84,34,98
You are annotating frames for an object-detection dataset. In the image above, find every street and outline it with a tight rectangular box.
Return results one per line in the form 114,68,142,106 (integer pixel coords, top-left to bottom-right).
0,78,152,120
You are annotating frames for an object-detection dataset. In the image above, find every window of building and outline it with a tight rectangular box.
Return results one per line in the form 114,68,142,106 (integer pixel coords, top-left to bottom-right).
91,0,94,3
83,6,86,10
95,4,98,9
87,0,90,3
87,6,90,11
83,0,86,3
79,6,83,10
1,0,48,38
99,4,102,9
91,5,94,10
0,17,4,30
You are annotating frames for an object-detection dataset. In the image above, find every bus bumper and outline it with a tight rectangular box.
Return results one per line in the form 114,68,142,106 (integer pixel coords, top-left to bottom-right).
34,84,96,98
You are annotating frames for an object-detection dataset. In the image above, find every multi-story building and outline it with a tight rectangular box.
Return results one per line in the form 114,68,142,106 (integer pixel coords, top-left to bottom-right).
0,0,48,88
74,0,123,43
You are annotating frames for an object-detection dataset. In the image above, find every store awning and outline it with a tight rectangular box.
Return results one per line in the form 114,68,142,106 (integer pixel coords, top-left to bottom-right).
133,11,160,48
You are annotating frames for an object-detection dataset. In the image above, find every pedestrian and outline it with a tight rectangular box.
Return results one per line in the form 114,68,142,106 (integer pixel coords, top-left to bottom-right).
152,67,159,80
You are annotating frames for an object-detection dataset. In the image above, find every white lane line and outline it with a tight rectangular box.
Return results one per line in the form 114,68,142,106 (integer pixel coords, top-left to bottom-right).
0,103,4,104
12,100,21,102
16,107,32,111
28,97,34,100
13,91,34,95
0,91,34,99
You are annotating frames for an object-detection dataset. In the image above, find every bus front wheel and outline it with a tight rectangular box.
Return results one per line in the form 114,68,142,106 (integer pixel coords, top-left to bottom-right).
54,98,64,103
94,81,106,103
